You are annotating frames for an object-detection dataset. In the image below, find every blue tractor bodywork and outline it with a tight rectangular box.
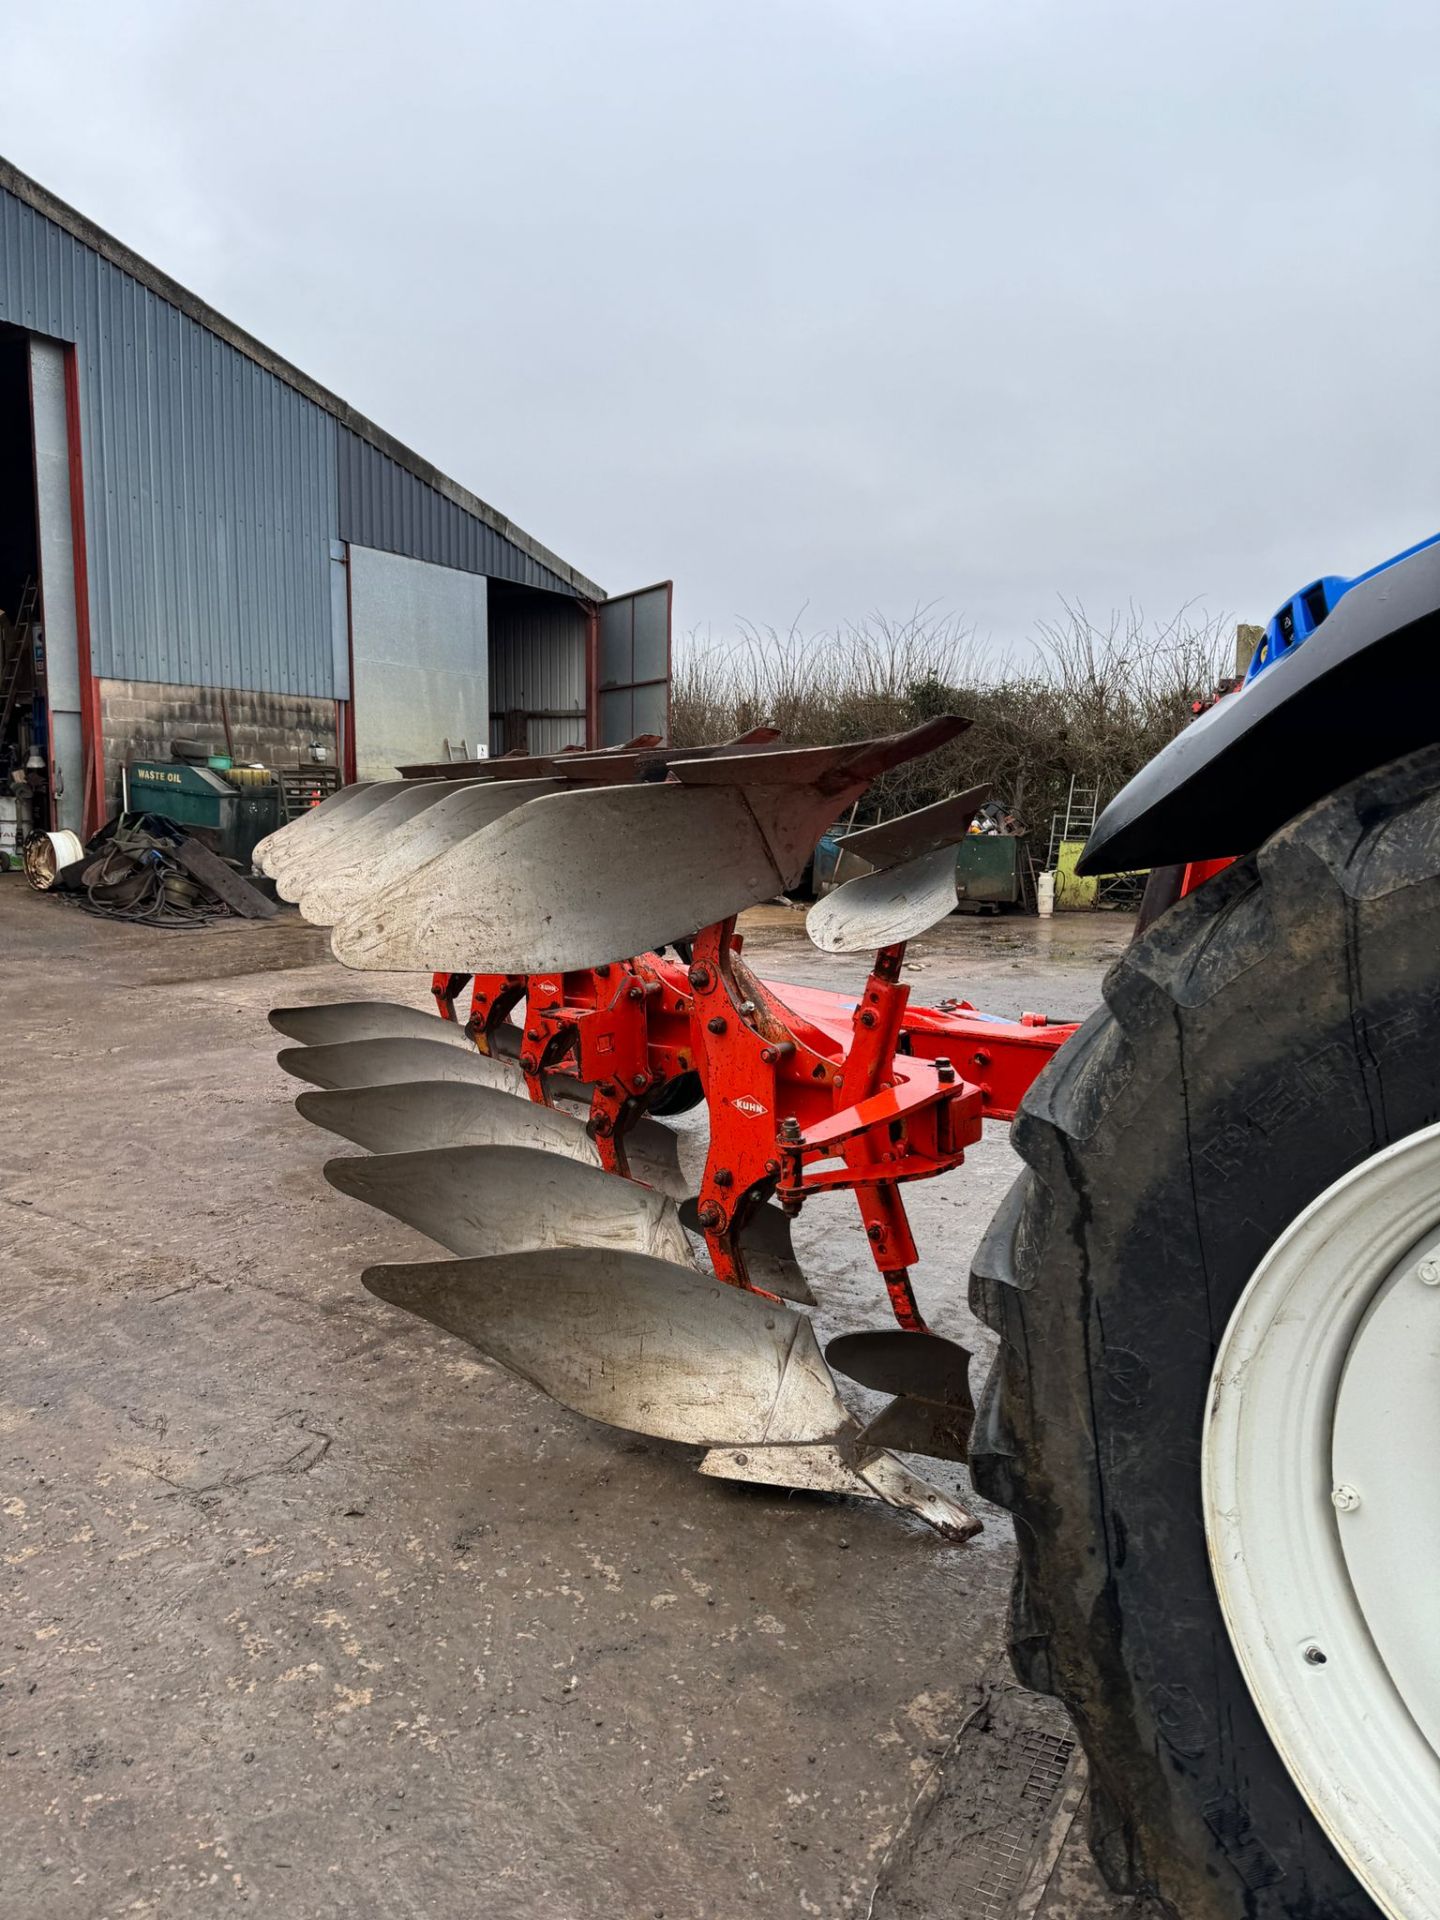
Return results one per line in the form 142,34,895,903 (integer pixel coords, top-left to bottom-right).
1246,529,1440,685
1080,530,1440,876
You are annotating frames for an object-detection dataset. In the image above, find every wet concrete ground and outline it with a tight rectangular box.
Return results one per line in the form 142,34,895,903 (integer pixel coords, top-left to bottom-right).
0,883,1134,1919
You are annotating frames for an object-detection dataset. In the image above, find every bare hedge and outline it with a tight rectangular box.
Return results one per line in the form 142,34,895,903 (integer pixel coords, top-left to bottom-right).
671,606,1235,843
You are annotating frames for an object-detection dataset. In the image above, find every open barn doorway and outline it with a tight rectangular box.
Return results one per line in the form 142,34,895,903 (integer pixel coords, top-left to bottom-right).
0,326,44,851
0,328,93,841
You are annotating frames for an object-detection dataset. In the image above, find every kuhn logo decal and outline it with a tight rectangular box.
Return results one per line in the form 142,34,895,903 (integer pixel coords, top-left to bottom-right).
727,1094,769,1117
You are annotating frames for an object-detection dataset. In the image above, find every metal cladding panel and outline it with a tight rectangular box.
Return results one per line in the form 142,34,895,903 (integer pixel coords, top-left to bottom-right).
488,584,588,750
487,714,584,757
338,436,578,596
596,582,672,745
599,682,669,742
1,169,600,700
518,715,587,756
0,183,338,696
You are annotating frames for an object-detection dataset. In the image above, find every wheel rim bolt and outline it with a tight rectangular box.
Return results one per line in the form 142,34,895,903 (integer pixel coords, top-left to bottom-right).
1330,1484,1361,1512
1416,1257,1440,1286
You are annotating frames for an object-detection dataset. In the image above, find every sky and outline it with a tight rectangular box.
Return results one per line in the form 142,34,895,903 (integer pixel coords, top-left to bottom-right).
2,0,1437,651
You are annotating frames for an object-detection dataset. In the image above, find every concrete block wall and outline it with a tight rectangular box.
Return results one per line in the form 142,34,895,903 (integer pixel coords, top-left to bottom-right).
99,679,338,810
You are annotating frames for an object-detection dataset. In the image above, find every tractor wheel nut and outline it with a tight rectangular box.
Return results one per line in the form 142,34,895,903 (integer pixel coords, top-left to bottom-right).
1417,1258,1440,1286
1331,1484,1361,1512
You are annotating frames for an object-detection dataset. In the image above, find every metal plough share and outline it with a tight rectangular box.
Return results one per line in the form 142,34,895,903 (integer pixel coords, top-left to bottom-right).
263,722,1077,1539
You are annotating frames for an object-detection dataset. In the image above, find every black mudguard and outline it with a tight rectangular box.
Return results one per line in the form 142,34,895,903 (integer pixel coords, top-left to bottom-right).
1080,539,1440,875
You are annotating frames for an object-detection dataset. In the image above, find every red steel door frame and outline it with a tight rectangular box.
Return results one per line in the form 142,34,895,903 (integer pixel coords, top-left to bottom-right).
60,345,106,838
340,540,357,782
584,600,600,748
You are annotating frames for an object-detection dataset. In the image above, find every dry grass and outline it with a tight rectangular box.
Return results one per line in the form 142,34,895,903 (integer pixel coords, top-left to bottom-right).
672,606,1233,840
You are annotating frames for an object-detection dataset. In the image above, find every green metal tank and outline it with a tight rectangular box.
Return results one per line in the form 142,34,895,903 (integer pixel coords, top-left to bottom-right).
125,760,281,865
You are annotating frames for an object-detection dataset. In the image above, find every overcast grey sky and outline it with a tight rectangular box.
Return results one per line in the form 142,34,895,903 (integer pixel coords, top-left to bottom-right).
3,1,1436,647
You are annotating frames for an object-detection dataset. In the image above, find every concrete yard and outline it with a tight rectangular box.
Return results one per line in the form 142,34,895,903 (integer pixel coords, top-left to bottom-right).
0,881,1137,1919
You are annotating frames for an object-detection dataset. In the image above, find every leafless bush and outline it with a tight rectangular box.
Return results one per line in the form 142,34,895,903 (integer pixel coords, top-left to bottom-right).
672,605,1233,842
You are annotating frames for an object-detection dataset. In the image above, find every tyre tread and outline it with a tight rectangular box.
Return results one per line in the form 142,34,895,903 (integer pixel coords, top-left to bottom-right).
971,750,1440,1919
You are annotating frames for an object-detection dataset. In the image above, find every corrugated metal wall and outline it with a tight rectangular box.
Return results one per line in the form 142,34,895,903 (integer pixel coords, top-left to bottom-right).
487,583,588,755
0,171,595,704
338,439,578,596
1,183,338,695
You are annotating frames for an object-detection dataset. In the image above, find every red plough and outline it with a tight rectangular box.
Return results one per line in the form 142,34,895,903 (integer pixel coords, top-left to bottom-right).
256,722,1076,1538
437,934,1065,1327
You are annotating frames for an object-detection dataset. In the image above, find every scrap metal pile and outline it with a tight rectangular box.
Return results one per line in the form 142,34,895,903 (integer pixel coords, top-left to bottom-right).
31,813,277,926
255,721,1075,1540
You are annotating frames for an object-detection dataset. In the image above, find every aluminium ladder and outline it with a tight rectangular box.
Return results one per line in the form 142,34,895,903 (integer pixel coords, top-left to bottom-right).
0,577,39,748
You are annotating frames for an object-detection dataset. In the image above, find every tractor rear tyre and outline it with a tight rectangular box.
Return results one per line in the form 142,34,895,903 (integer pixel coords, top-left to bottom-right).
970,748,1440,1919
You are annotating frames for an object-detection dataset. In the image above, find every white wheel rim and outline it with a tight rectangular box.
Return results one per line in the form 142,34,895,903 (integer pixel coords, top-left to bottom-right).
1203,1121,1440,1920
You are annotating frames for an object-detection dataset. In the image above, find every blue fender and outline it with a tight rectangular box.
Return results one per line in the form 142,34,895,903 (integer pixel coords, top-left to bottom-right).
1080,532,1440,876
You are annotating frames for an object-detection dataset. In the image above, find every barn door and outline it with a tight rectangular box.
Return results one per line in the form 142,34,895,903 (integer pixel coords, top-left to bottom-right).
28,339,87,835
595,581,671,746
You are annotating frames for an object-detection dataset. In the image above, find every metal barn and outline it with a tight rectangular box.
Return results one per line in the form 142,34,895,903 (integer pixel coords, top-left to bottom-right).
0,156,670,840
